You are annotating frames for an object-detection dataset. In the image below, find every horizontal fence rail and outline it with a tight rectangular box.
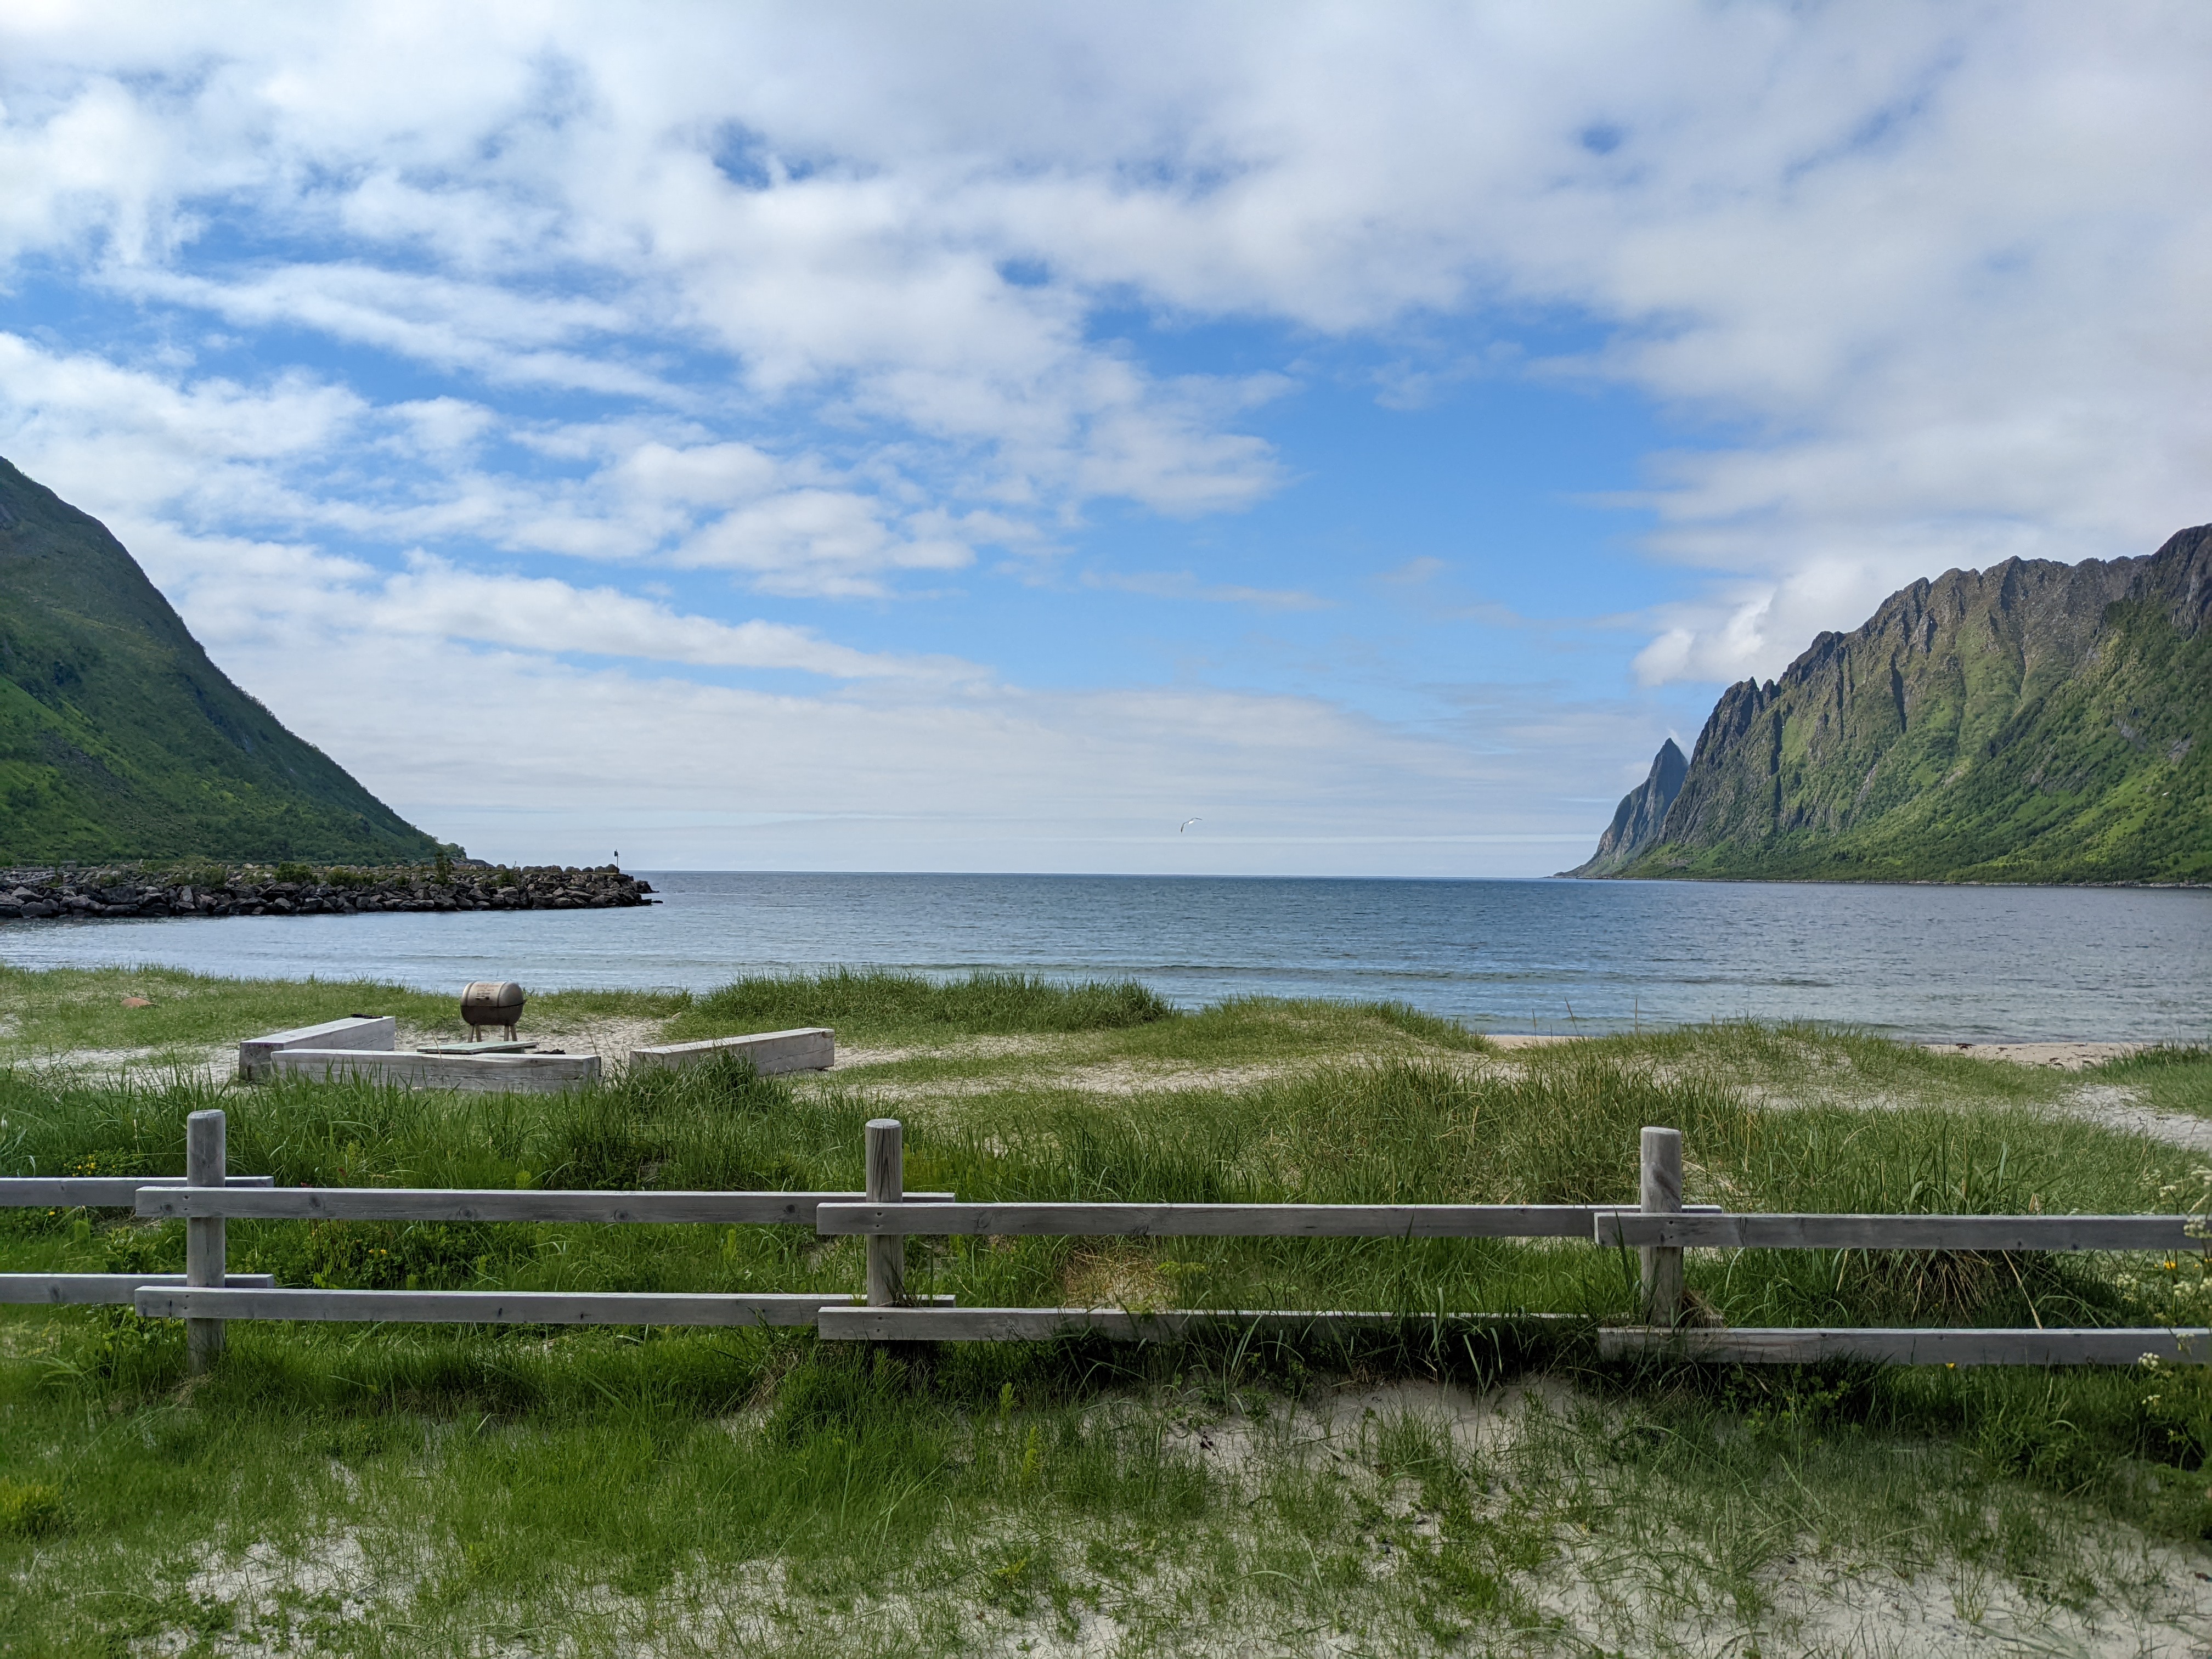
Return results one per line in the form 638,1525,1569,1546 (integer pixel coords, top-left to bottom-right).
136,1288,956,1327
1,1273,275,1306
1595,1212,2205,1252
1599,1326,2212,1367
138,1187,955,1224
817,1201,1723,1239
1,1176,274,1207
819,1306,1570,1342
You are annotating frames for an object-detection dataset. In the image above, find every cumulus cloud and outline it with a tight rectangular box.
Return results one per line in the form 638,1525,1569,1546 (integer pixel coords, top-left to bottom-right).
369,559,984,681
108,520,962,687
9,7,2204,614
117,265,659,396
0,335,981,598
674,491,975,599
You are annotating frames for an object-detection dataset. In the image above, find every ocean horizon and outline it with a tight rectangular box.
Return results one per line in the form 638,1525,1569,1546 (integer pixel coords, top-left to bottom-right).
1,871,2203,1045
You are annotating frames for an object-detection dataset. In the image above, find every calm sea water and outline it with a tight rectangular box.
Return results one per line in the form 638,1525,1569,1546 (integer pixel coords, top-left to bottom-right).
0,872,2204,1042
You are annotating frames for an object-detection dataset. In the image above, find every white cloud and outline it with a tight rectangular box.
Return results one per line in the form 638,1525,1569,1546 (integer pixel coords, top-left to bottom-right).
0,335,984,598
1083,570,1330,612
205,626,1615,874
370,558,978,680
12,4,2205,632
674,489,975,599
610,441,780,508
106,518,957,687
0,332,366,529
117,264,661,396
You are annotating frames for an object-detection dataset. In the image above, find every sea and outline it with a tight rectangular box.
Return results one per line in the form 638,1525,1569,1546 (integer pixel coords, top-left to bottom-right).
0,872,2204,1043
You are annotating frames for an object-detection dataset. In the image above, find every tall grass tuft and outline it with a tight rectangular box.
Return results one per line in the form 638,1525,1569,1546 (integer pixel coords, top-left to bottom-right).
679,968,1178,1040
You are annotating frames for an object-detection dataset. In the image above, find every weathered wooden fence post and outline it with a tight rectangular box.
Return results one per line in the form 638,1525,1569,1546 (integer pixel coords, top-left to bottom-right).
185,1109,227,1373
1640,1126,1683,1328
865,1119,905,1307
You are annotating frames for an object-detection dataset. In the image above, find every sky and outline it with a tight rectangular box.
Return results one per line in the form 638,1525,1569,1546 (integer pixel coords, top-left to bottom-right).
1,2,2207,876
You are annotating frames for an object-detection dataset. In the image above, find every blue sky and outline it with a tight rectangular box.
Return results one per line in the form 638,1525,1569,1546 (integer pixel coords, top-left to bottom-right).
1,3,2205,873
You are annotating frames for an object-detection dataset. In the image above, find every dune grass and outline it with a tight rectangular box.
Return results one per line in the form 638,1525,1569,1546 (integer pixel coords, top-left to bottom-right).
3,969,2211,1652
666,967,1180,1043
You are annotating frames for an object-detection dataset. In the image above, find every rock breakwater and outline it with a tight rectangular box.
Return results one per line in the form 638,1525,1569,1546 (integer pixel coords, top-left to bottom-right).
0,863,656,921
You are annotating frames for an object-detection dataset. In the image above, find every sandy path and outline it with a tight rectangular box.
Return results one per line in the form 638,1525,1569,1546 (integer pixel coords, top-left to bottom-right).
2051,1081,2212,1155
1924,1040,2148,1070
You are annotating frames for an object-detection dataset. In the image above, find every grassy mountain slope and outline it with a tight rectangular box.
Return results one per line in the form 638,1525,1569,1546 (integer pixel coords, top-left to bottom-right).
1616,525,2210,884
0,456,440,863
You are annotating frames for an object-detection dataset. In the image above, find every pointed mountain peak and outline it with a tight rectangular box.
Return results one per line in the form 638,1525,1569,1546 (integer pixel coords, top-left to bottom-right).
1556,737,1690,878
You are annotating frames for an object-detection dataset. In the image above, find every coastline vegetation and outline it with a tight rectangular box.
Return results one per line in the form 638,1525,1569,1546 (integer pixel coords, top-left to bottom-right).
3,968,2212,1651
674,967,1181,1039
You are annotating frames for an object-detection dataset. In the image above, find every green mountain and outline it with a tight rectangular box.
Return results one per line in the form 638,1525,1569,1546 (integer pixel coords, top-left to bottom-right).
0,456,442,864
1598,524,2210,885
1560,738,1687,878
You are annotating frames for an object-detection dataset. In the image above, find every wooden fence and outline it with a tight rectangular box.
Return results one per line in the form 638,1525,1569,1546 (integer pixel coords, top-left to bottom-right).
5,1113,2208,1370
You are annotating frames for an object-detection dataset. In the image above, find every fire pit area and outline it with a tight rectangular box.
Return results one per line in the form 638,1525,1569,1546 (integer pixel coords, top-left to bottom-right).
236,981,834,1094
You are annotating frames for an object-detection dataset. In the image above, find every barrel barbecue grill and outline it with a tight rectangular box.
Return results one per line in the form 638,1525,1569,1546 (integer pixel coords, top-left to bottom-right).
459,980,527,1042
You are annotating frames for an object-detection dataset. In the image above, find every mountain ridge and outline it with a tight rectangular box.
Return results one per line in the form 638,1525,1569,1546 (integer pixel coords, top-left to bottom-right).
0,455,442,864
1571,526,2210,885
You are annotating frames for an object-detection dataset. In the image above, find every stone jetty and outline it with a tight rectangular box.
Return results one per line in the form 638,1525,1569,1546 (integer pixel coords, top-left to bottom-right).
0,864,656,920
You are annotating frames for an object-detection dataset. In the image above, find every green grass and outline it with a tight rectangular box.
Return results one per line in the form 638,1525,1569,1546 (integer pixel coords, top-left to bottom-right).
665,967,1179,1043
9,1328,2198,1655
4,968,2211,1651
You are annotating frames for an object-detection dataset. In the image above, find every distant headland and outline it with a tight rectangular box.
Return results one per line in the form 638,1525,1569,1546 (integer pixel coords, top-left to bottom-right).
1563,524,2210,885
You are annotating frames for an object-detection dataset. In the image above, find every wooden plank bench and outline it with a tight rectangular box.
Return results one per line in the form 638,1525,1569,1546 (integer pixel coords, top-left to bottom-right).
629,1027,833,1077
269,1048,601,1092
239,1015,395,1080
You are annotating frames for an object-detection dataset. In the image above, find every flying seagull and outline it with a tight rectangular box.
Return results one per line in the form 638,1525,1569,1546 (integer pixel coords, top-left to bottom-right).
1180,817,1203,832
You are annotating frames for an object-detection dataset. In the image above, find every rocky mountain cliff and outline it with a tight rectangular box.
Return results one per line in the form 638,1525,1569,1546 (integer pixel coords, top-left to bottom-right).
1560,738,1687,877
0,455,442,863
1586,524,2210,884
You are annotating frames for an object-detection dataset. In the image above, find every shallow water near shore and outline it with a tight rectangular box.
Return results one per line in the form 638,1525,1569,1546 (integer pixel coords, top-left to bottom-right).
0,871,2202,1042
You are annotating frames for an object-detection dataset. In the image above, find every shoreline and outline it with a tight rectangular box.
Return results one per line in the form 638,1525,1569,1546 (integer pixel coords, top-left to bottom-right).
1558,872,2211,891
